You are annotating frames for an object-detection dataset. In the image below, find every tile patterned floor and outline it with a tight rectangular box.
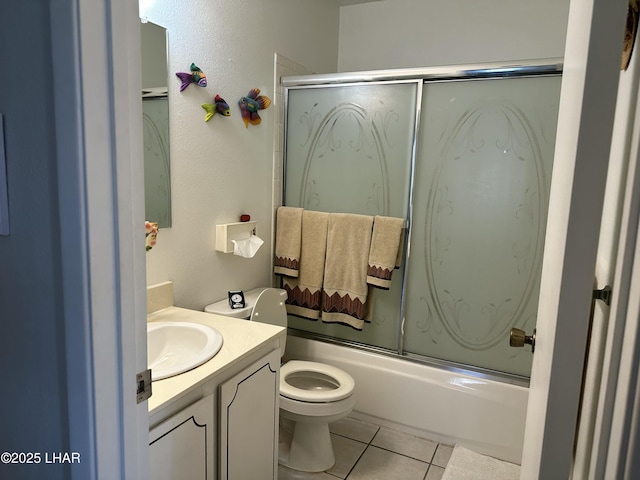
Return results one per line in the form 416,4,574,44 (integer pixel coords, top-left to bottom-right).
278,417,453,480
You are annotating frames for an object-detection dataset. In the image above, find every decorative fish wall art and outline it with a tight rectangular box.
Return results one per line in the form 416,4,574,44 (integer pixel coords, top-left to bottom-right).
175,63,207,92
201,95,231,122
238,88,271,127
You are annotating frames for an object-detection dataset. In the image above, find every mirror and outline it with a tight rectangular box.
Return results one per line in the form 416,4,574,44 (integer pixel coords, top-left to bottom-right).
141,20,171,228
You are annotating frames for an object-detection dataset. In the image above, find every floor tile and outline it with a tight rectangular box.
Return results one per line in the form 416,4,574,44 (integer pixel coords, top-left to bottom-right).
279,418,450,479
346,446,429,480
425,464,446,480
431,444,453,468
370,427,438,463
329,417,379,444
278,464,339,480
325,434,367,479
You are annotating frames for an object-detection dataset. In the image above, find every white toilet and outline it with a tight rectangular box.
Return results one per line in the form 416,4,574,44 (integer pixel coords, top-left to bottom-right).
204,287,356,472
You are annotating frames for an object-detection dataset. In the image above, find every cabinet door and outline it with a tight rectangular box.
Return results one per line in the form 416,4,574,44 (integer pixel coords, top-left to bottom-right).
149,394,215,480
219,349,280,480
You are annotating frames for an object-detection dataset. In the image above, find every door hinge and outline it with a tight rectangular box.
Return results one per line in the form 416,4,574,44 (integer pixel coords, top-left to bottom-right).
136,369,152,404
593,285,613,306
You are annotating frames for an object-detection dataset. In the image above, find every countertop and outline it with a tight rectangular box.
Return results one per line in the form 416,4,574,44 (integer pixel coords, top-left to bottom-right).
147,306,285,416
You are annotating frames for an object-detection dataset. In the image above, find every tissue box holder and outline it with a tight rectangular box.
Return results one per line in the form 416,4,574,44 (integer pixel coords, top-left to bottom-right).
215,221,257,253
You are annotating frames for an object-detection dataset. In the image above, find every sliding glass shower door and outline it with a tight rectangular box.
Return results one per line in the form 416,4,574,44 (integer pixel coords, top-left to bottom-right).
282,66,562,379
403,76,561,377
284,81,419,350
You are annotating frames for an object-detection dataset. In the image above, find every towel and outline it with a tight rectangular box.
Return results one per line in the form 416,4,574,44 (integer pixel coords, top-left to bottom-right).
367,216,405,289
283,210,329,320
395,225,406,268
441,445,520,480
274,206,303,277
321,213,374,330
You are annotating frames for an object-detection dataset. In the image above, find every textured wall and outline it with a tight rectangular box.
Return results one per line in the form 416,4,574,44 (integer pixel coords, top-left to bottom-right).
338,0,570,71
142,0,340,309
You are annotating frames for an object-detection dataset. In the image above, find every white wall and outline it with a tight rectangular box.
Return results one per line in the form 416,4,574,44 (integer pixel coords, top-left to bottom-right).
338,0,570,71
142,0,339,309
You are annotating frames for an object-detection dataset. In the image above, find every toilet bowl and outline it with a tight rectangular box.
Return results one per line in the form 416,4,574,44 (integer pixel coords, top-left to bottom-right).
204,287,356,472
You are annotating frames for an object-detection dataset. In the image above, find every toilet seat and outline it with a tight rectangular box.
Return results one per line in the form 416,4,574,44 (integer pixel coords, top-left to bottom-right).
280,360,355,403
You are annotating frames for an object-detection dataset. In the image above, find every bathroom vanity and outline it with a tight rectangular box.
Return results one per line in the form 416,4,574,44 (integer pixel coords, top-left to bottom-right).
147,305,285,480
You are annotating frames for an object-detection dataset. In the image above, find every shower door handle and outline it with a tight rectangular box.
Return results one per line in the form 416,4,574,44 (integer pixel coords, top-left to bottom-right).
510,328,536,353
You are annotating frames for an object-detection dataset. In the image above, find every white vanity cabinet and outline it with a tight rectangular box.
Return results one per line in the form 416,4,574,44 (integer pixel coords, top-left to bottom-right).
147,304,285,480
148,348,280,480
149,348,280,480
149,394,216,480
219,348,280,480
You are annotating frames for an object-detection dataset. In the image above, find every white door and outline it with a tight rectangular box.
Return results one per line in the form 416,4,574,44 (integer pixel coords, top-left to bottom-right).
52,0,149,479
521,0,629,478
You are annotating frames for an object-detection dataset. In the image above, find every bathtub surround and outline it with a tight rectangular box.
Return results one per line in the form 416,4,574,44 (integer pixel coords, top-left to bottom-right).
286,335,528,464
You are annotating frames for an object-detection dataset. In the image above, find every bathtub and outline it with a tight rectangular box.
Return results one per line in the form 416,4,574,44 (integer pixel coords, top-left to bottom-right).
285,335,528,465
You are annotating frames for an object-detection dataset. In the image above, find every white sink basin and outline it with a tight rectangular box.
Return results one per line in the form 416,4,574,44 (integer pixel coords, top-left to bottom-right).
148,321,223,380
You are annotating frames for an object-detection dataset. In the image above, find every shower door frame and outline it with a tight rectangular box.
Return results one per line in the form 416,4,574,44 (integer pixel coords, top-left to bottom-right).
281,58,563,386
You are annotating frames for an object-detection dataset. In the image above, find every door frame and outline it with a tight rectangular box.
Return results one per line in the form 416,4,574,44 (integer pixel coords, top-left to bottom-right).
521,0,629,478
51,0,148,478
595,48,640,478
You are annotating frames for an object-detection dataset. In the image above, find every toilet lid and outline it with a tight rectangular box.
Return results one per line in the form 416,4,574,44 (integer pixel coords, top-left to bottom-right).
250,288,288,356
250,288,288,328
280,360,355,403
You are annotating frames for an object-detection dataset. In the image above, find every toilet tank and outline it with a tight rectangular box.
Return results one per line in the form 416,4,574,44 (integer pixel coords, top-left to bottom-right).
204,287,288,356
204,287,267,319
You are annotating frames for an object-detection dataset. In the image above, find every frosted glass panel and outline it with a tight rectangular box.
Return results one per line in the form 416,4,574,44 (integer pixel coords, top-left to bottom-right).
285,83,417,218
403,76,561,376
284,82,418,349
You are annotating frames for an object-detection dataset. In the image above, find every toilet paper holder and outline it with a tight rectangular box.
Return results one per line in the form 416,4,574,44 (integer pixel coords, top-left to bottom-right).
215,221,258,253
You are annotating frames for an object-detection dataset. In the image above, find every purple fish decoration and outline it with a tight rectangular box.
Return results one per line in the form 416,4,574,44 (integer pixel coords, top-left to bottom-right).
175,63,207,92
201,95,231,122
238,88,271,127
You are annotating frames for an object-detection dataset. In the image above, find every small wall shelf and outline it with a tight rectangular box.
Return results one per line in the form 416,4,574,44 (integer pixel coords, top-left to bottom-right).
215,221,257,253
